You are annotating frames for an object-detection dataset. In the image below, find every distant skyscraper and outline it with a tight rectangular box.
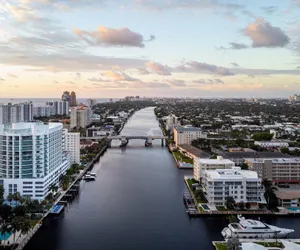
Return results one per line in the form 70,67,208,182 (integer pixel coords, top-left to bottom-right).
87,99,97,108
61,91,70,103
0,102,33,124
70,91,77,107
70,107,92,128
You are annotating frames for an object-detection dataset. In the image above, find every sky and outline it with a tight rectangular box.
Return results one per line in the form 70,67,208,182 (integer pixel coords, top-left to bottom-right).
0,0,300,98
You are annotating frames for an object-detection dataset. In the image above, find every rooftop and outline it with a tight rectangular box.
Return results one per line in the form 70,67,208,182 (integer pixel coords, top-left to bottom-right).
0,122,62,134
205,167,259,179
175,126,203,132
198,157,235,165
219,151,291,159
275,189,300,200
245,158,300,164
179,144,211,158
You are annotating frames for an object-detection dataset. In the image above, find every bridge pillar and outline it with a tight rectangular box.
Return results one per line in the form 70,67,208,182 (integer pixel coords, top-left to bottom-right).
161,139,164,146
120,136,129,147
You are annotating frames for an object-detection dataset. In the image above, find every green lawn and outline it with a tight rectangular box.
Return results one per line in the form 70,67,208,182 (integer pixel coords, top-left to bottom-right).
216,206,229,211
215,242,285,250
30,219,41,227
173,151,193,164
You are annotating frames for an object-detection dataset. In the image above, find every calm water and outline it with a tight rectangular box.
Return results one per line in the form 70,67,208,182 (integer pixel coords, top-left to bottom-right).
25,107,300,250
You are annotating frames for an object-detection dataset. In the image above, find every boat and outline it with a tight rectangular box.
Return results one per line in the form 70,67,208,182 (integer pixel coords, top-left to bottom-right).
83,174,96,181
87,172,97,177
221,215,294,240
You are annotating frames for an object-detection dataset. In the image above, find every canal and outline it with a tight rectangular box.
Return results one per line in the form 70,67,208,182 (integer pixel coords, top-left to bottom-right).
25,107,300,250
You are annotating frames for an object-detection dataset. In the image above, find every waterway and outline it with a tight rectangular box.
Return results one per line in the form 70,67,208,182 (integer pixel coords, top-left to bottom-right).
25,107,300,250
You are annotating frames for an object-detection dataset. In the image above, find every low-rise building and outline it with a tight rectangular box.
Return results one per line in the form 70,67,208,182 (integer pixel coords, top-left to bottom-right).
178,144,211,160
0,122,71,200
254,141,289,148
275,189,300,208
193,156,235,182
245,158,300,183
174,126,207,147
202,167,264,207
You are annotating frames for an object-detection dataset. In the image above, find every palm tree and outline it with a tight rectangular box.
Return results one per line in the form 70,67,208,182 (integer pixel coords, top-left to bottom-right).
7,194,13,206
0,223,12,248
20,218,31,236
10,217,21,245
226,238,242,250
262,179,277,209
0,185,4,205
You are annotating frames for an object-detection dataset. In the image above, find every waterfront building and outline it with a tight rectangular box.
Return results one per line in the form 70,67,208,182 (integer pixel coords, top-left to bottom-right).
178,144,211,160
244,158,300,183
64,129,80,164
173,126,207,147
0,122,71,200
275,189,300,208
193,156,235,182
34,101,69,117
0,102,33,125
70,91,77,107
70,107,92,128
254,141,289,148
202,167,264,207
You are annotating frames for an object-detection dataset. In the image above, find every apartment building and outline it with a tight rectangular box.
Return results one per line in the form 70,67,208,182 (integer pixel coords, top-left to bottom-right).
0,122,71,200
174,126,207,147
202,167,264,207
193,156,235,182
245,158,300,183
64,129,80,164
70,107,92,128
0,102,33,124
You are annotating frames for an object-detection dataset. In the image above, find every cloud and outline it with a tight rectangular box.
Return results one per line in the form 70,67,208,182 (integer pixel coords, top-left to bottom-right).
102,71,138,81
185,61,234,76
231,62,239,67
261,6,278,14
88,77,108,82
76,72,81,78
192,79,224,85
0,78,5,81
146,61,171,75
166,79,186,86
244,19,290,48
229,42,248,49
66,81,75,84
7,73,18,78
137,68,150,75
74,26,154,47
131,81,170,88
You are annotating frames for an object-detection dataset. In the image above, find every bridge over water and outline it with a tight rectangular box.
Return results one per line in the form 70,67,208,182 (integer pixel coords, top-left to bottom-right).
81,135,168,146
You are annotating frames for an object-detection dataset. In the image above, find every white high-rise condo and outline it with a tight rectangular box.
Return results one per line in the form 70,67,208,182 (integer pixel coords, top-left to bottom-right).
70,107,92,129
0,102,33,125
173,126,207,147
0,122,71,200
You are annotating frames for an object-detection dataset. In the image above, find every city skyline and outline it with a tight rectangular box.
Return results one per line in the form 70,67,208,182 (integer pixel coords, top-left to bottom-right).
0,0,300,98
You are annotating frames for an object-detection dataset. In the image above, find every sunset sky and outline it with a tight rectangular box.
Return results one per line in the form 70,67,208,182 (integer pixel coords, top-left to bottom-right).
0,0,300,98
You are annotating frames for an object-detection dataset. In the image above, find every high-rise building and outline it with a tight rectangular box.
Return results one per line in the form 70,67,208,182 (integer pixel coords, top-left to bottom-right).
0,122,71,200
173,126,207,147
61,91,70,104
70,107,92,128
64,129,80,164
57,101,70,116
87,99,97,108
0,102,33,125
70,91,77,107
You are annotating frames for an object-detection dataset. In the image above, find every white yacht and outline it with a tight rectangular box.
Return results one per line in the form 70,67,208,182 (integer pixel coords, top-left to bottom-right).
221,215,294,240
83,174,96,181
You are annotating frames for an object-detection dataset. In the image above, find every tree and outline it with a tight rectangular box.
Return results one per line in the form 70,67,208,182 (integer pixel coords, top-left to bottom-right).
245,202,251,209
226,196,236,209
0,204,12,222
240,163,249,170
13,205,26,217
280,147,290,155
0,185,4,205
262,179,278,210
10,217,22,244
7,194,13,206
252,132,274,141
238,202,245,210
226,238,242,250
0,222,12,248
